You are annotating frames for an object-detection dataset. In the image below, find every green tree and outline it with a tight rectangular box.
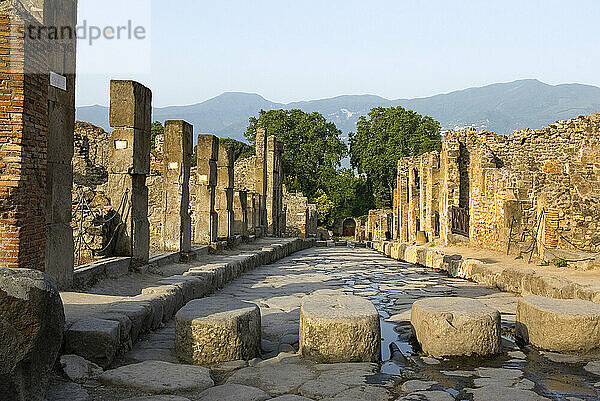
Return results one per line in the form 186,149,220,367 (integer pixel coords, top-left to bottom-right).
319,167,374,224
349,107,441,208
245,109,347,199
219,138,255,161
151,121,164,151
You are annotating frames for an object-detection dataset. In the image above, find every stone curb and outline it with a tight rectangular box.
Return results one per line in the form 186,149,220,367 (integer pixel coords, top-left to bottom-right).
64,238,315,367
369,241,600,304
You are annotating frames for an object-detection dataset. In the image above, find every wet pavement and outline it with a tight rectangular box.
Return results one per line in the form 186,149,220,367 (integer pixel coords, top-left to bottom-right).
66,246,600,400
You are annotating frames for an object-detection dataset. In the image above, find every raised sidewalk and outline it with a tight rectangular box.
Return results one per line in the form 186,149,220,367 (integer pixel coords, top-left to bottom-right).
60,237,315,368
370,241,600,303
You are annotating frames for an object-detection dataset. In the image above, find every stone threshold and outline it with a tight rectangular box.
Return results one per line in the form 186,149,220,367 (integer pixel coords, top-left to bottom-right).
369,241,600,304
63,238,316,369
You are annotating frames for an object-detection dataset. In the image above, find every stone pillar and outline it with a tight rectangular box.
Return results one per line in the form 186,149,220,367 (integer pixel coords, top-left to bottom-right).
46,0,77,287
193,134,218,244
233,190,248,237
397,163,410,242
266,136,283,236
255,128,268,233
161,120,193,253
440,137,461,244
408,166,420,242
107,80,152,266
215,144,234,239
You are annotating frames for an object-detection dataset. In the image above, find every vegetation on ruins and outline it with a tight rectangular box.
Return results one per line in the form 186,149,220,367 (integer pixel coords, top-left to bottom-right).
151,121,164,151
349,106,441,208
245,109,374,226
219,138,254,161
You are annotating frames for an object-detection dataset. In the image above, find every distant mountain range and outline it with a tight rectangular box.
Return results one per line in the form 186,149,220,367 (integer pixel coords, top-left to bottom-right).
76,79,600,142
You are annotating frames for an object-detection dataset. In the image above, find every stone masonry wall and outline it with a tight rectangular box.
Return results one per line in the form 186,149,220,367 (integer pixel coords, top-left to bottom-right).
394,113,600,260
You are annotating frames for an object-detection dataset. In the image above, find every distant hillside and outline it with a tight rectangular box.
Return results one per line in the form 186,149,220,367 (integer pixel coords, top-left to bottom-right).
76,79,600,142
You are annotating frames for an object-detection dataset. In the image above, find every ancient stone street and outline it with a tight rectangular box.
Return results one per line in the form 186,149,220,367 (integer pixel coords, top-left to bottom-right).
49,246,600,401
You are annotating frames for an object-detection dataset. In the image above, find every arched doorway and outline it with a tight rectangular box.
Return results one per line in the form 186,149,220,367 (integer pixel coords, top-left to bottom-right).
343,218,357,237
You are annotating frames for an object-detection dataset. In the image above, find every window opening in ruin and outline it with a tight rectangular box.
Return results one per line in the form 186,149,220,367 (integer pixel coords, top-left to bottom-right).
414,169,420,189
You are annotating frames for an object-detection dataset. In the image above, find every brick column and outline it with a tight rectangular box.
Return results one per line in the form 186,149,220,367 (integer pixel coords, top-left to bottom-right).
216,144,234,239
46,0,77,287
161,120,192,253
266,135,281,236
193,134,218,244
0,6,48,271
107,80,152,266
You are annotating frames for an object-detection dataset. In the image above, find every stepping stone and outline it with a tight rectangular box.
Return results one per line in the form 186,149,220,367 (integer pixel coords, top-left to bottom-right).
99,360,213,394
411,297,501,357
516,295,600,352
299,294,381,363
175,298,261,365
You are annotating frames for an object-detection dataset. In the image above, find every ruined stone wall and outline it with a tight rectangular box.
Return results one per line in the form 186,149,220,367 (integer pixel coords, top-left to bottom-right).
283,189,308,237
396,113,600,258
366,209,393,242
71,122,112,265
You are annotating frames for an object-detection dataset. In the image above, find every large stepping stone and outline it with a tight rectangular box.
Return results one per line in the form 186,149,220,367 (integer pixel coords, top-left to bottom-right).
299,294,381,363
99,360,213,394
411,297,501,357
516,295,600,352
175,298,261,365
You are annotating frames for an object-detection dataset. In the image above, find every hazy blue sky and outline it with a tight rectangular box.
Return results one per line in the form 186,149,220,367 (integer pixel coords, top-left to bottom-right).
75,0,600,107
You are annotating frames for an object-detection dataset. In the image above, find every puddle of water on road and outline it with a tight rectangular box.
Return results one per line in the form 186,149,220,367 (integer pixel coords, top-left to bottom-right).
315,248,600,400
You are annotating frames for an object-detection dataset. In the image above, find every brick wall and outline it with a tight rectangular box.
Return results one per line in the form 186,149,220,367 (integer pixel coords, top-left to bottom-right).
0,10,49,270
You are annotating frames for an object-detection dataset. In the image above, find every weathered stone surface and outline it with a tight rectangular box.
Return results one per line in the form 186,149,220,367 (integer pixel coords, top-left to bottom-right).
99,360,213,394
411,297,501,357
226,360,317,395
45,382,89,401
270,396,313,401
401,380,437,392
65,317,120,368
59,354,103,383
197,384,270,401
299,294,381,363
175,298,261,365
122,397,190,401
397,390,455,401
516,295,600,352
0,269,65,401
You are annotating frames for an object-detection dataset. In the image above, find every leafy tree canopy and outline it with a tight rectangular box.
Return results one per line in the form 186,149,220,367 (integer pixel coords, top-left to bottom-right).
349,107,441,208
219,138,254,161
245,109,347,199
151,121,164,151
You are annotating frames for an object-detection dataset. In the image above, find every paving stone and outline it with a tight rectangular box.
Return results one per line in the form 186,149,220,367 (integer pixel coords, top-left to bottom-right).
584,361,600,376
99,360,213,394
121,397,190,401
45,381,89,401
197,384,270,401
59,354,103,383
269,396,313,401
298,377,349,398
397,390,455,401
323,385,390,400
402,380,437,392
226,360,317,395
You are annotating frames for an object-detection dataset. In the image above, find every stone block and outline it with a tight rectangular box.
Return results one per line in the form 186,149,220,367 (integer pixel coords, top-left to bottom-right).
108,127,150,175
515,295,600,352
411,297,501,357
109,80,152,132
217,166,234,189
45,222,74,289
65,317,120,368
141,285,184,321
107,303,150,342
0,270,65,401
197,160,217,187
175,298,261,365
196,134,219,161
299,294,380,363
158,275,208,303
94,313,133,344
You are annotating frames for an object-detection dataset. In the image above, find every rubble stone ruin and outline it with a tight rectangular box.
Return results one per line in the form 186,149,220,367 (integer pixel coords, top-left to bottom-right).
393,113,600,264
